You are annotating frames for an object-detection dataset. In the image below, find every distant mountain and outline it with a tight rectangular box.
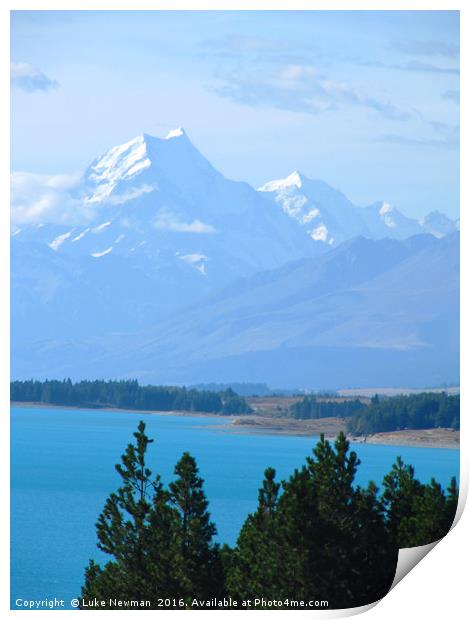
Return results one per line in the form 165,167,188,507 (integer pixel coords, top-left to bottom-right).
11,129,459,388
15,130,316,275
11,130,318,343
12,233,459,389
258,171,458,246
420,210,460,237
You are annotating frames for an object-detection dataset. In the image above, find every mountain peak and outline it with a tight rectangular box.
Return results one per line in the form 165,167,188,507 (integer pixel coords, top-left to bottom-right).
379,201,394,215
258,170,304,192
165,127,187,140
419,210,459,237
84,128,221,206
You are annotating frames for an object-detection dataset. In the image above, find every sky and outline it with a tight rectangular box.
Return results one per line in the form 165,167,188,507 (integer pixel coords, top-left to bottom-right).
11,10,460,219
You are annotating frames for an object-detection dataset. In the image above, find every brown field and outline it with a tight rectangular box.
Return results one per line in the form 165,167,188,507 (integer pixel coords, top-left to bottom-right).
246,394,370,417
231,415,346,437
229,413,459,448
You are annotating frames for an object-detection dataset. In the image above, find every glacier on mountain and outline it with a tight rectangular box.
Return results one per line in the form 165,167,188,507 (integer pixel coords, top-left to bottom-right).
259,171,457,245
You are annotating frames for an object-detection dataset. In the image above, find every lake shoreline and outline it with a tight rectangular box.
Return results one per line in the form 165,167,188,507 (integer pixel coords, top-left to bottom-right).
10,401,459,450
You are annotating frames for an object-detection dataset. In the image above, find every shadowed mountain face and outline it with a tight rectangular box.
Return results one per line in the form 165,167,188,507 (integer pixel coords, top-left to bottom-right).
12,231,459,389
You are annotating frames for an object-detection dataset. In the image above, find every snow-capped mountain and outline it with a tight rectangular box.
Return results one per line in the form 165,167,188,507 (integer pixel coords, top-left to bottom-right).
258,171,458,246
11,129,319,344
14,130,317,275
11,128,459,387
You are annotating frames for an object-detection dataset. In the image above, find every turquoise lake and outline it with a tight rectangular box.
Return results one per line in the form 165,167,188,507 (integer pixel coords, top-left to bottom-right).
11,406,460,609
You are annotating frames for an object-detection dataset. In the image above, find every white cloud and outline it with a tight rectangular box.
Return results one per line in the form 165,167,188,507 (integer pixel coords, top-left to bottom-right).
10,172,93,226
98,184,155,206
213,64,412,120
11,62,58,92
153,208,217,234
279,64,319,80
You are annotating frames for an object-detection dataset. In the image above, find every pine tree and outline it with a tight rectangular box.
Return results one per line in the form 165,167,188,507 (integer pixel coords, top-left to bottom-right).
81,421,176,607
226,433,397,608
381,457,422,547
169,452,223,603
298,433,396,607
226,468,281,601
382,458,459,547
143,482,182,599
257,467,280,518
445,476,459,528
80,424,457,610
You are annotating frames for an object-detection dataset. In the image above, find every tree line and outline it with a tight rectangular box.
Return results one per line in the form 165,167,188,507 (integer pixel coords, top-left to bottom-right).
10,379,252,415
80,422,458,610
289,395,366,419
289,392,459,434
347,392,460,435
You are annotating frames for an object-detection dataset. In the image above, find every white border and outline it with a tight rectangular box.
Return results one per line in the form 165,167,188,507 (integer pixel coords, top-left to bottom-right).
2,1,467,618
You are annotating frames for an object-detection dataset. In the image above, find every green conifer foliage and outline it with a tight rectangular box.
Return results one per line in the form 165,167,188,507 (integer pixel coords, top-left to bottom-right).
80,425,458,610
381,457,458,547
169,452,224,603
81,421,180,607
227,433,398,608
226,467,281,600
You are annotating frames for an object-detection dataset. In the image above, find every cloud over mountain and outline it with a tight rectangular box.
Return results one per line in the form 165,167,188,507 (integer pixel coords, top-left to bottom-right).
153,208,217,234
11,62,58,92
11,172,85,226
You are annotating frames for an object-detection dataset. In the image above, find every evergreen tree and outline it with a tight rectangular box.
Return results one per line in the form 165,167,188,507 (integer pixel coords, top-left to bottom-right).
226,433,398,608
226,468,281,600
10,378,252,414
80,425,458,610
143,483,182,599
258,467,280,518
381,458,458,547
291,433,396,607
81,421,178,607
445,476,459,528
348,392,460,434
381,457,422,547
169,452,224,603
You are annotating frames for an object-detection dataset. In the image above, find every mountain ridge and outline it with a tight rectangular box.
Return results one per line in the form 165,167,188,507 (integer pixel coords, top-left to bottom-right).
11,232,459,389
11,129,459,388
259,169,458,246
